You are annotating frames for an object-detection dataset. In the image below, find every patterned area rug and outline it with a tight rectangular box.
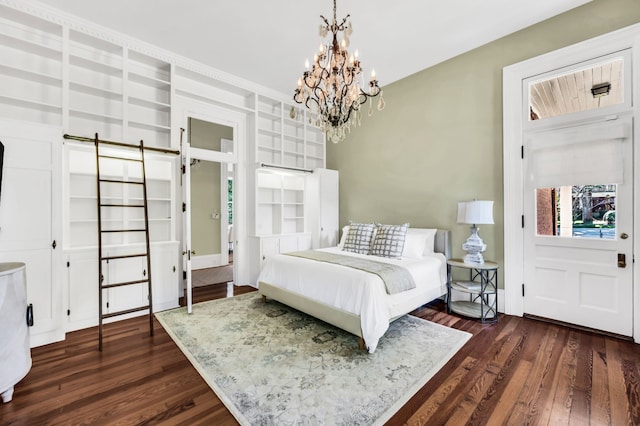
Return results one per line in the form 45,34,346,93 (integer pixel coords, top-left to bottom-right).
155,293,471,425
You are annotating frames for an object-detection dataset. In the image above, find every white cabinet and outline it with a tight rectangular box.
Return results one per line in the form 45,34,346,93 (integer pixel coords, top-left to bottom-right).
62,139,178,331
255,169,306,235
63,242,179,332
250,168,337,285
305,169,339,248
249,234,311,286
149,242,180,312
0,121,63,347
64,250,98,331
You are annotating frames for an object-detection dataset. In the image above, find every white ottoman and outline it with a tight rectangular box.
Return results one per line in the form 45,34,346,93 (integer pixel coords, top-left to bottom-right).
0,262,31,403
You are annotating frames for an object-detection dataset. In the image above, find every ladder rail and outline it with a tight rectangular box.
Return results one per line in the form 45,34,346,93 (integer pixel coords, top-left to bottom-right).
140,140,154,338
95,134,105,352
94,133,154,351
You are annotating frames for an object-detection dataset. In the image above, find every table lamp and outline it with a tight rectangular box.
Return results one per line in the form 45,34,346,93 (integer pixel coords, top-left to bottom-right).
457,200,494,264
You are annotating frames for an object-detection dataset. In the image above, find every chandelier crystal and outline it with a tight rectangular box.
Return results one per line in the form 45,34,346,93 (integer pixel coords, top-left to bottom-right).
293,0,385,144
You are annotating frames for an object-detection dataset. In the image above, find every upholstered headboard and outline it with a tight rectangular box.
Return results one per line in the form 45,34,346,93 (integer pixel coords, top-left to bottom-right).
339,225,450,259
435,229,452,259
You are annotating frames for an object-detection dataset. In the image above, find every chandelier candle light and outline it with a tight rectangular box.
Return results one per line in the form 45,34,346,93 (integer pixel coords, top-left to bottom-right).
294,0,385,144
457,200,494,265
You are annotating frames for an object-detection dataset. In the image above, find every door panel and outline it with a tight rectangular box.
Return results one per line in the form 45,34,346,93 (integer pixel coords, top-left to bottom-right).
0,122,61,346
524,118,633,336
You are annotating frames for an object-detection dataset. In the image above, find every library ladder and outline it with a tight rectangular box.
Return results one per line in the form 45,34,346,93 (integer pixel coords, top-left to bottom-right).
94,133,153,351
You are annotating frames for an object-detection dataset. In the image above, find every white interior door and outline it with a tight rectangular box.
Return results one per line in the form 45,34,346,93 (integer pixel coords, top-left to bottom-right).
181,131,194,313
523,117,633,336
182,112,238,313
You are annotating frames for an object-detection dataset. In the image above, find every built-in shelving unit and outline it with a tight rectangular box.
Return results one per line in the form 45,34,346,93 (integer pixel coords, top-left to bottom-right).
68,29,124,140
255,169,306,235
126,50,172,147
64,144,174,250
0,0,331,341
0,6,63,125
255,95,325,169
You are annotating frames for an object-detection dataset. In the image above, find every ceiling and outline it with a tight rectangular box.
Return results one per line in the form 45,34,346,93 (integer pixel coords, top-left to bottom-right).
30,0,591,96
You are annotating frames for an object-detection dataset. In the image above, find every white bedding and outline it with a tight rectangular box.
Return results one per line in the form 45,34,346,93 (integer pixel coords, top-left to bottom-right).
257,247,447,352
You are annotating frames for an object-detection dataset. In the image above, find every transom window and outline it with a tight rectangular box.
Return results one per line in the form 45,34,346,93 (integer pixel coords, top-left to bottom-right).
528,57,624,121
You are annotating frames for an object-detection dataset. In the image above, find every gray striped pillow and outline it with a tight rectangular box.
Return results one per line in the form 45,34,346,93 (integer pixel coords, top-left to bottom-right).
371,223,409,258
343,222,375,254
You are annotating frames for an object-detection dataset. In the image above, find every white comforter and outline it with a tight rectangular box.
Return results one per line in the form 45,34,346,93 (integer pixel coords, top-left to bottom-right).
257,247,447,352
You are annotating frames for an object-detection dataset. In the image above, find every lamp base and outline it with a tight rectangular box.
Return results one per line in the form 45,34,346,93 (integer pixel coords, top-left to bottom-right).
463,252,485,265
462,225,487,265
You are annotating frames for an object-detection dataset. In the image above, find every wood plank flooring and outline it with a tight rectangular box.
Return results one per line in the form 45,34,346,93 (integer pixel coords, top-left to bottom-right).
2,284,639,425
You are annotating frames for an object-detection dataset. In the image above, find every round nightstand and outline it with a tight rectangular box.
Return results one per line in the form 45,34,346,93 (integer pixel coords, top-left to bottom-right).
446,258,499,322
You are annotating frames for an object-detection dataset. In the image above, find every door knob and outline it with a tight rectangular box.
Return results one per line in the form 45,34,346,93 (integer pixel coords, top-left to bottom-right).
621,233,629,239
618,253,626,268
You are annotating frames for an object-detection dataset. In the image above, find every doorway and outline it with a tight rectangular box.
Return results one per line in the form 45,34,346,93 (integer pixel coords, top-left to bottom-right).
185,119,235,295
502,25,640,342
523,118,633,336
176,97,246,313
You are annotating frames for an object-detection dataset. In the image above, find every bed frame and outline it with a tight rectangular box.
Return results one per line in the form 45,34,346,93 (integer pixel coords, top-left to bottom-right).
259,229,451,350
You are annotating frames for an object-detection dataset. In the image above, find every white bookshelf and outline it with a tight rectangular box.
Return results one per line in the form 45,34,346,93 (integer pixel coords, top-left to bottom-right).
255,95,325,169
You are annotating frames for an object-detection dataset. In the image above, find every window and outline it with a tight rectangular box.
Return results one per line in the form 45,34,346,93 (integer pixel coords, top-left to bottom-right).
536,185,616,239
528,56,624,121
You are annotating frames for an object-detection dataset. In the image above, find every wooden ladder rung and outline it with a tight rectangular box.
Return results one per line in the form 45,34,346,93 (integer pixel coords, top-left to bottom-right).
101,305,150,319
99,178,144,185
101,253,147,261
101,229,147,233
101,278,149,289
100,203,145,208
98,154,142,162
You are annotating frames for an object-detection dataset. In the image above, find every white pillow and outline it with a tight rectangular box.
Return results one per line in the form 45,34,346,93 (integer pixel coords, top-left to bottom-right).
338,225,349,249
402,228,437,258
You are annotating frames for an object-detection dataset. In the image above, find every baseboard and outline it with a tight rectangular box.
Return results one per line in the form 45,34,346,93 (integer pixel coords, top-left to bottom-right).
192,254,225,270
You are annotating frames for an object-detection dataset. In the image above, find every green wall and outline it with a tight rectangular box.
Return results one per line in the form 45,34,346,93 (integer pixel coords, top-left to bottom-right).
327,0,640,277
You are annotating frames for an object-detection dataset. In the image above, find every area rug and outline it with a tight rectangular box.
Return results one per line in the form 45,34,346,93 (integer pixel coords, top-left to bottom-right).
155,293,471,425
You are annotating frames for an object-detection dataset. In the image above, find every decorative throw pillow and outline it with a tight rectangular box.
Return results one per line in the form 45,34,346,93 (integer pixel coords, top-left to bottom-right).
342,222,375,254
371,223,409,258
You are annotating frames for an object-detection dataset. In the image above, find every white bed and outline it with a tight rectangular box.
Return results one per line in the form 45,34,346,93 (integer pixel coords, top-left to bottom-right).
257,228,450,353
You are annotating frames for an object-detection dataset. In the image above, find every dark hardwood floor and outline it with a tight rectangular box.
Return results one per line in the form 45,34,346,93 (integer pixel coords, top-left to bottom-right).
2,284,639,425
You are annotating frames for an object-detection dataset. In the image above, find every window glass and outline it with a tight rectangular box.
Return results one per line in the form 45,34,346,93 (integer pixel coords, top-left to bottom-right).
536,185,616,239
529,58,624,121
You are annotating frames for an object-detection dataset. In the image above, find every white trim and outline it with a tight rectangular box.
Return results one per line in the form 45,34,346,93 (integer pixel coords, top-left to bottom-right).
174,96,248,303
503,23,640,342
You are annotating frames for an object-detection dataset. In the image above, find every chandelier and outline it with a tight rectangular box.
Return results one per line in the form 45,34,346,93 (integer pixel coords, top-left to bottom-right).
293,0,385,144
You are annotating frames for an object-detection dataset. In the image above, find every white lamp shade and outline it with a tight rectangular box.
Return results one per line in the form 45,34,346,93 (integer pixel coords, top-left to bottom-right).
457,200,494,225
